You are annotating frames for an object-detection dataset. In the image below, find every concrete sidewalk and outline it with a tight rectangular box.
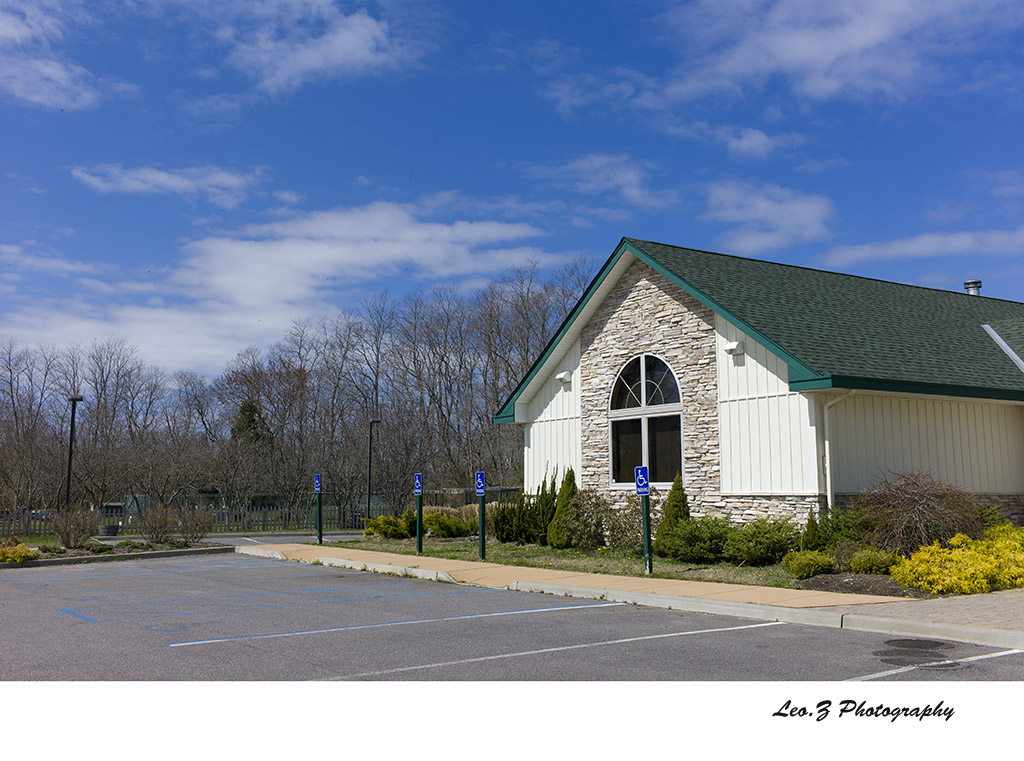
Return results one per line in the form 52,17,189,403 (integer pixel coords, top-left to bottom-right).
236,543,1024,650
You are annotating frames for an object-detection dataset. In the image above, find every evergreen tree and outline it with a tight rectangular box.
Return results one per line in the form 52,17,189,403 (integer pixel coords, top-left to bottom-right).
653,472,688,557
547,467,578,549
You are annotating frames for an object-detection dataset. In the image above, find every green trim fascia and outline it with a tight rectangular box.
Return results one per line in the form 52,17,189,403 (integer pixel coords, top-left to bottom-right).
789,375,1024,402
621,240,827,386
492,240,633,424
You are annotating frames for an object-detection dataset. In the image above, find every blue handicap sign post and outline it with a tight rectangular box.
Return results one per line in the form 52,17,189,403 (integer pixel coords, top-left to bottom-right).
475,471,486,560
414,473,424,554
314,474,323,545
635,466,652,574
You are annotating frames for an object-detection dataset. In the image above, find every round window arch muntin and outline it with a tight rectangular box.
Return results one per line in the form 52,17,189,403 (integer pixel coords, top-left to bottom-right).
607,352,685,486
607,353,684,417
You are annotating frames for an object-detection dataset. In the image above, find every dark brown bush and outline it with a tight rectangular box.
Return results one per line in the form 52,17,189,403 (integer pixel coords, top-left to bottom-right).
854,472,994,557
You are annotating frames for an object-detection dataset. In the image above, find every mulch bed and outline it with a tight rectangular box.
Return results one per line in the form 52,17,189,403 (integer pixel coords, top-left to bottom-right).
799,572,938,599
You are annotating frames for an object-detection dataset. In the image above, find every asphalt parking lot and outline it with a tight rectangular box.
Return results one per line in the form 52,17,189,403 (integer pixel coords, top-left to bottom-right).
3,553,1024,681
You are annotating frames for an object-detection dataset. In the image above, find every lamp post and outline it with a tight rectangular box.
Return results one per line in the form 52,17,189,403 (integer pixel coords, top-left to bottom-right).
64,394,84,511
365,418,380,524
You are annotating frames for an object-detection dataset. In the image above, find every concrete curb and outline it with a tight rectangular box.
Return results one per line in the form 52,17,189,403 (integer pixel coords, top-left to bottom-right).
234,546,459,582
512,581,846,628
514,581,1024,650
840,614,1024,650
0,545,236,568
313,555,459,583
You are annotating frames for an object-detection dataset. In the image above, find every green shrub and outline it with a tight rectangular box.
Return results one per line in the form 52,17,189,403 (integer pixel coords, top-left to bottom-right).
494,486,558,545
492,500,515,543
36,542,63,554
0,543,38,563
547,489,607,550
850,548,900,575
800,508,825,551
655,516,733,564
723,517,801,566
556,468,577,513
782,550,836,580
364,514,411,539
653,473,688,557
890,524,1024,595
853,471,998,557
87,541,114,554
401,508,417,537
423,511,475,538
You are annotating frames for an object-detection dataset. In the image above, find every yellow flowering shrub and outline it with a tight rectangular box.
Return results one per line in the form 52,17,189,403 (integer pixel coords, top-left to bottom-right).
890,525,1024,595
0,543,38,563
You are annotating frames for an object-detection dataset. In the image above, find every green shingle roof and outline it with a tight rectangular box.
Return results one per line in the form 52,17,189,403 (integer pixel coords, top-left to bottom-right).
495,237,1024,423
628,238,1024,397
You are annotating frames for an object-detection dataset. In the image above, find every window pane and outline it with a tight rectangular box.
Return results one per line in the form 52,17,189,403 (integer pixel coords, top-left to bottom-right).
611,357,642,409
648,415,681,483
611,418,642,483
645,355,679,405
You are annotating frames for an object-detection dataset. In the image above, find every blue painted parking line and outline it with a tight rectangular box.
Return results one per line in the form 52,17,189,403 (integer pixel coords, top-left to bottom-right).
167,602,626,647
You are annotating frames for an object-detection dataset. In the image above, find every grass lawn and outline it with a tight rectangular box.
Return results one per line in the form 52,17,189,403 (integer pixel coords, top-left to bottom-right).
327,536,802,589
17,534,60,548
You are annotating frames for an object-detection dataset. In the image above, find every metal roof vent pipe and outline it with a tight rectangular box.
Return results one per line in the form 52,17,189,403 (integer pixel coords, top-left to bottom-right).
964,279,982,296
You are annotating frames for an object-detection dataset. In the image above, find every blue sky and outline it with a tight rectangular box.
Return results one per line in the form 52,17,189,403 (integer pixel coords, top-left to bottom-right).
4,0,1024,376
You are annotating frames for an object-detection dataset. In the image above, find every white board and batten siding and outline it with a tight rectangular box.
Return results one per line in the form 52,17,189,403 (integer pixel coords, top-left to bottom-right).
716,317,823,495
827,393,1024,495
521,338,582,493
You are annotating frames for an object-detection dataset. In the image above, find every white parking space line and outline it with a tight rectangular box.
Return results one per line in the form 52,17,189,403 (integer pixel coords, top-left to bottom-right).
847,648,1024,681
333,621,787,679
167,601,626,647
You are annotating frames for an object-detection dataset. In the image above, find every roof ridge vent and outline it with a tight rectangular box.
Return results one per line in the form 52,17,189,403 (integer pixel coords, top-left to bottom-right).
964,279,982,295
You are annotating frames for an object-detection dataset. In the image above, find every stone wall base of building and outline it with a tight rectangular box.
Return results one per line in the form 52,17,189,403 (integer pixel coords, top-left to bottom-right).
598,490,1024,528
976,495,1024,527
693,494,828,527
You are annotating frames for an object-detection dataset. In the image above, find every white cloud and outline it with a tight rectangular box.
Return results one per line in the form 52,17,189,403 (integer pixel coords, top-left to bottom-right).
174,1,419,95
662,0,1024,102
703,180,834,252
0,243,98,277
0,200,555,375
70,164,265,208
0,1,101,109
716,127,804,158
531,153,680,210
823,226,1024,266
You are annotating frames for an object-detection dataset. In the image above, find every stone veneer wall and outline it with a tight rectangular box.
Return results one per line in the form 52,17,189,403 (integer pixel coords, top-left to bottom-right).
578,259,717,507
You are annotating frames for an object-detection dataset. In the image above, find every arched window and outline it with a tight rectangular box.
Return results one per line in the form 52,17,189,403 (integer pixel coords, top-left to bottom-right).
609,354,683,484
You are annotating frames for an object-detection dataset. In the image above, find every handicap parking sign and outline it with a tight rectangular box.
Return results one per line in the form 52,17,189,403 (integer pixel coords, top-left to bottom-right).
475,471,485,496
634,466,650,496
314,474,321,494
414,473,423,496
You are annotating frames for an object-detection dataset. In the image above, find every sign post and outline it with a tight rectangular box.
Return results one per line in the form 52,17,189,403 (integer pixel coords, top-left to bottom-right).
475,471,486,560
635,466,652,575
314,474,323,545
414,473,423,554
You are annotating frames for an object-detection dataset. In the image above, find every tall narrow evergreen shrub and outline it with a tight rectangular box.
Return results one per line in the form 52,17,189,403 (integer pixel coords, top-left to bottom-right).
546,467,578,549
653,473,688,557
